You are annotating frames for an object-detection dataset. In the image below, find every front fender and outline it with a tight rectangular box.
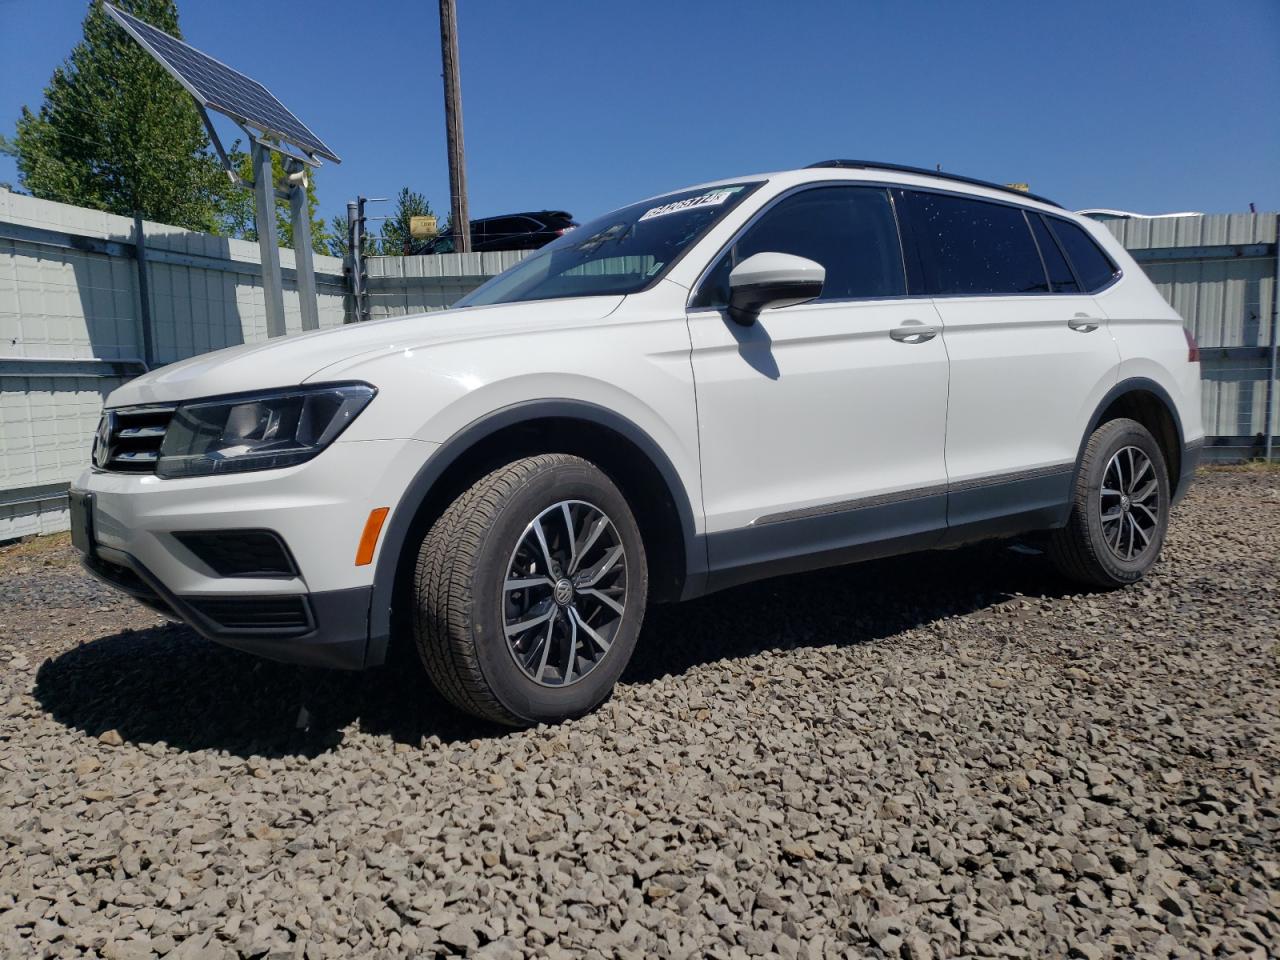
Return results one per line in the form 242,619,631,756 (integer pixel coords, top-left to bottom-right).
363,398,706,666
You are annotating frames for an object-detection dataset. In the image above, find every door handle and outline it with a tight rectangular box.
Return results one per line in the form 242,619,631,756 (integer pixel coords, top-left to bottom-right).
889,321,939,344
1068,315,1101,333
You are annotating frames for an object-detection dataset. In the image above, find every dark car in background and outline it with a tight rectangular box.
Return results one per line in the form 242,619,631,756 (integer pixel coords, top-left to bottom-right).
413,211,577,254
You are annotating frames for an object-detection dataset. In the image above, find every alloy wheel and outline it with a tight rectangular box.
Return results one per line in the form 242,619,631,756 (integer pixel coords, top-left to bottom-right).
1099,445,1160,561
502,500,628,687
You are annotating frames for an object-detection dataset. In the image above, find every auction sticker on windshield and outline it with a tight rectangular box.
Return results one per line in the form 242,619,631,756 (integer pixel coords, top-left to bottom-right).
639,187,742,222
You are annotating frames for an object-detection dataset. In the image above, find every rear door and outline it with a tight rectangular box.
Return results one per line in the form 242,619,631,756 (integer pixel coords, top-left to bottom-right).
894,189,1121,539
687,184,951,587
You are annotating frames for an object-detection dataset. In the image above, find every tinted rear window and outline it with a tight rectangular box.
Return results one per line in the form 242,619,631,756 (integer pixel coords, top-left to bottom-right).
1048,218,1119,292
899,191,1049,295
1029,214,1080,293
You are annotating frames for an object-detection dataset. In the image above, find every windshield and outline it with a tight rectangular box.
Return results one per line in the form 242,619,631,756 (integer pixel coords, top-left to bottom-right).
455,182,763,306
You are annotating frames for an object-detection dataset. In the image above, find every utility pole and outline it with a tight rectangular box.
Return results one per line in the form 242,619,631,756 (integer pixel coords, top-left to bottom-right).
439,0,471,253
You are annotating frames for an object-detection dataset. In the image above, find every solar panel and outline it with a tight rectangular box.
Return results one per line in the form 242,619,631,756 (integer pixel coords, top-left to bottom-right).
103,4,340,164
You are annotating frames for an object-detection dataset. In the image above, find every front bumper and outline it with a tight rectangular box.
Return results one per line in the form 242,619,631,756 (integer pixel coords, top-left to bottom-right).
81,546,373,669
70,437,438,670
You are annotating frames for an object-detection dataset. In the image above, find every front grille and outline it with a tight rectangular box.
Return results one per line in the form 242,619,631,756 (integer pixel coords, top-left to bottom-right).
174,530,298,578
186,595,313,634
93,405,176,473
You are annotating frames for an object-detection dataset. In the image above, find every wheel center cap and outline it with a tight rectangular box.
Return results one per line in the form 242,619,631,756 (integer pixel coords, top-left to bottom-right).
553,578,575,606
1120,494,1131,512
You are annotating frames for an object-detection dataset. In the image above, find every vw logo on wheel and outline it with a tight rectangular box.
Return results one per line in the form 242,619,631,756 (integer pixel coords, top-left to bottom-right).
553,578,574,606
91,411,116,469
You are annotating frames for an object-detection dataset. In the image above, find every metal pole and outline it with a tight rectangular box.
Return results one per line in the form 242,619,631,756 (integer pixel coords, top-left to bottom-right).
439,0,471,253
346,201,361,324
358,197,370,322
287,163,320,332
252,140,287,338
131,212,155,367
347,198,370,323
1266,213,1280,462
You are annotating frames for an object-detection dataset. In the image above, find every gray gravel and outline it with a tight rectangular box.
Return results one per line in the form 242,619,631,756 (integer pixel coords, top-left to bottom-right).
1,468,1277,959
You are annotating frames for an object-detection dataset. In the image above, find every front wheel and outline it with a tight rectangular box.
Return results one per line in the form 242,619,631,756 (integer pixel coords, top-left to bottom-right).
1050,418,1170,588
413,454,648,726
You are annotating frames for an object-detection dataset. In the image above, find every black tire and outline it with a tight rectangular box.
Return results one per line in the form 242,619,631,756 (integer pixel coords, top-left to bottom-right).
413,454,648,726
1050,418,1170,588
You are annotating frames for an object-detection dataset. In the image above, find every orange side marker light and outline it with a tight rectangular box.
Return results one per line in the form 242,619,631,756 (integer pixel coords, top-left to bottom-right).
355,507,390,566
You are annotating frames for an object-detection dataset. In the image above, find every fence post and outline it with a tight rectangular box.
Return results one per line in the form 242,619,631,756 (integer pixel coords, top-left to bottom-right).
346,201,364,323
347,198,371,322
132,212,154,367
1267,213,1280,462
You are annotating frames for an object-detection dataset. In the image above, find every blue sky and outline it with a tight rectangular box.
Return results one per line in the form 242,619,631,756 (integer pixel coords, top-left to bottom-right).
3,0,1278,226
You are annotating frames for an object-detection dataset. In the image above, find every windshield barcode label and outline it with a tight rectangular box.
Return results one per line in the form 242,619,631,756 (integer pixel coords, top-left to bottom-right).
639,189,737,222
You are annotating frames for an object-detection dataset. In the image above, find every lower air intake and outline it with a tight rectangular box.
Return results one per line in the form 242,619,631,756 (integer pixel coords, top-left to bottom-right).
186,595,313,635
174,530,297,578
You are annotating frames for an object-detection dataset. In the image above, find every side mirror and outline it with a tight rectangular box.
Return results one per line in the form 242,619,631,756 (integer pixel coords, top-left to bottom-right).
727,252,825,326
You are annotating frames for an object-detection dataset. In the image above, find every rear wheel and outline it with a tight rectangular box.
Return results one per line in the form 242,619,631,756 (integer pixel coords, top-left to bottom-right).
1050,418,1170,588
413,454,648,726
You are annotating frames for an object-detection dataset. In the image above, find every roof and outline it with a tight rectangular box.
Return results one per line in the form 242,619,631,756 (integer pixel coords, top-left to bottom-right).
474,211,574,222
806,159,1062,208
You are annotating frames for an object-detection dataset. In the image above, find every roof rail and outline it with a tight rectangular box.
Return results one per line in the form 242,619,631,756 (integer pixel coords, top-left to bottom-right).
805,159,1062,208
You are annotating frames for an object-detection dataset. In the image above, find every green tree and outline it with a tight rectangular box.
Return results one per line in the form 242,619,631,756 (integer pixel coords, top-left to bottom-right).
219,149,330,254
12,0,231,231
0,133,17,193
325,209,381,259
324,213,350,259
380,187,434,256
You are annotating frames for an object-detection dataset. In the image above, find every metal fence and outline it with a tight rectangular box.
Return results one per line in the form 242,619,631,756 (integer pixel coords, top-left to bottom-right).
1,189,1277,542
0,189,348,539
0,189,520,541
363,250,528,320
1103,213,1279,461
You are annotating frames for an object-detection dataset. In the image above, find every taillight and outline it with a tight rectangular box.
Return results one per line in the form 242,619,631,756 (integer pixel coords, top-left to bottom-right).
1183,327,1200,363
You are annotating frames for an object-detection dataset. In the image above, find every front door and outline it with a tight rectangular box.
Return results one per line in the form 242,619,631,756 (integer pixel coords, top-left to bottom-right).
686,185,951,589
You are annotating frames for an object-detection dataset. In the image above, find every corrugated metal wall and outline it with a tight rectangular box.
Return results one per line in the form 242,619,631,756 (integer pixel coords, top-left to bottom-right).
1103,213,1278,454
365,250,528,319
0,189,350,540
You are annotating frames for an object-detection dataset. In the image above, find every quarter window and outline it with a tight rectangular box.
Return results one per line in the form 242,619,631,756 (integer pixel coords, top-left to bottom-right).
1047,217,1119,292
1029,214,1080,293
899,191,1049,296
692,186,906,308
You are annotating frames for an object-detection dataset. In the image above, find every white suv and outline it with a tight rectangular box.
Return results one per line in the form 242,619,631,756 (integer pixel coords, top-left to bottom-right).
71,160,1204,726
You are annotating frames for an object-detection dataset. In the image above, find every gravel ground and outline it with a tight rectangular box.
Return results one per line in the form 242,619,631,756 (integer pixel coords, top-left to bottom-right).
1,468,1277,959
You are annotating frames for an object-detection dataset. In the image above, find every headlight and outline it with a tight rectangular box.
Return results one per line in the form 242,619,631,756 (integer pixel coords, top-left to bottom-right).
156,383,376,479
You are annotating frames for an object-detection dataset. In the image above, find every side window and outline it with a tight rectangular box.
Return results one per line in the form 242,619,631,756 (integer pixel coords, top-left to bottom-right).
1047,217,1119,292
507,217,540,235
483,218,518,240
692,186,906,308
1028,213,1080,293
899,191,1049,295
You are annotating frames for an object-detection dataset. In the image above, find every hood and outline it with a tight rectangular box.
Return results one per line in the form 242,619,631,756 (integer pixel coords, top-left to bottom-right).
106,297,625,407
